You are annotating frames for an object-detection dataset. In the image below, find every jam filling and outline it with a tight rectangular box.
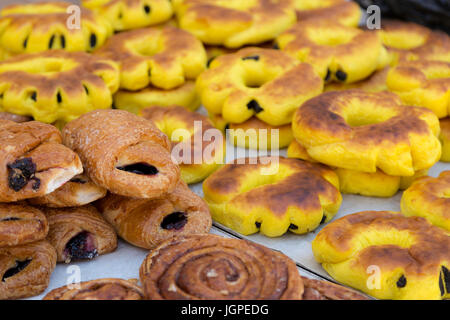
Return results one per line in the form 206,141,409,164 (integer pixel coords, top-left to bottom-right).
7,158,37,192
161,212,188,230
64,231,98,262
116,163,158,175
2,259,31,282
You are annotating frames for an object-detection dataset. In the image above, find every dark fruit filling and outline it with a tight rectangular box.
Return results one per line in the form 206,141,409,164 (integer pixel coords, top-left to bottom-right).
116,163,158,175
161,212,188,230
242,55,260,61
90,34,97,48
64,231,98,262
144,4,151,14
439,266,449,296
336,70,347,82
7,158,37,192
289,224,298,230
2,259,31,282
1,217,20,222
70,177,87,184
247,100,264,113
396,275,407,288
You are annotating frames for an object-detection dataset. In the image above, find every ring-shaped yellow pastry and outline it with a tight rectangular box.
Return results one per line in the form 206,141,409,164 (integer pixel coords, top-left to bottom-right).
287,140,428,197
203,156,342,237
312,211,450,300
82,0,173,31
96,26,207,91
140,106,225,184
0,2,112,56
172,0,296,48
294,0,361,27
0,50,119,124
292,90,441,176
386,60,450,118
276,20,388,83
197,47,323,126
401,171,450,232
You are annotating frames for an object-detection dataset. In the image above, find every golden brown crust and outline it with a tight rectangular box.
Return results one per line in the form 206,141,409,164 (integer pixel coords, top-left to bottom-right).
0,240,56,300
301,277,369,300
325,67,389,93
43,278,144,300
43,205,117,263
28,174,107,208
0,203,48,247
0,120,83,202
295,1,361,27
96,179,211,249
140,234,303,300
0,112,32,123
62,109,180,199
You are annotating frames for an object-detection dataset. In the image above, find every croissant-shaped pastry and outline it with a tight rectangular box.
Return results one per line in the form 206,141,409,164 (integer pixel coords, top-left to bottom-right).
62,109,180,199
0,240,56,299
43,278,144,300
0,120,83,202
0,203,48,247
43,205,117,263
140,234,303,300
301,277,369,300
28,174,107,208
96,180,211,249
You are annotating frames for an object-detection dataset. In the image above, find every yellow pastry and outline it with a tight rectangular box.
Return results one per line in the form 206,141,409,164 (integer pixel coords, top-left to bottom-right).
172,0,296,48
312,211,450,300
386,60,450,118
0,1,112,55
197,47,323,126
439,117,450,162
96,26,207,91
82,0,173,31
401,171,450,232
294,0,361,27
292,90,441,176
276,20,389,83
325,68,390,93
203,156,342,237
113,81,200,113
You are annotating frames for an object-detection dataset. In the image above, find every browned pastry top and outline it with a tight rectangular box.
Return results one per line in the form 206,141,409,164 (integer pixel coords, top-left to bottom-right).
0,203,48,247
140,234,303,300
0,112,32,123
43,278,144,300
301,277,369,300
0,240,57,300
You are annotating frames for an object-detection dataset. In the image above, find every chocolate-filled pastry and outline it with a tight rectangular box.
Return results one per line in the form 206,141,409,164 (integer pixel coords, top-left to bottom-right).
29,174,107,208
44,205,117,263
301,277,369,300
139,234,303,300
62,109,179,199
43,278,144,300
0,120,83,202
96,180,211,249
0,240,56,300
0,203,48,247
0,112,32,123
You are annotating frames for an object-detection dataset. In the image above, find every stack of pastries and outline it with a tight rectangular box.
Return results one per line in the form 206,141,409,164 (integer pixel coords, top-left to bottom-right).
0,0,448,301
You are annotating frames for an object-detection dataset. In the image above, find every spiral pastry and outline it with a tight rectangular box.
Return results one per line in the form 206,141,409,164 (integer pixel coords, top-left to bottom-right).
43,278,144,300
139,234,303,300
43,205,117,263
0,240,57,300
0,203,48,247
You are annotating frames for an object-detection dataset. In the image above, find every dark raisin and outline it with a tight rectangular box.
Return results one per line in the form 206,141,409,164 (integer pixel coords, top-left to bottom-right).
439,266,449,297
324,69,331,81
160,212,187,230
224,123,230,131
272,43,280,50
144,4,151,14
23,37,28,49
7,158,36,192
2,259,31,282
320,215,327,224
30,92,37,102
48,35,55,49
289,224,298,230
64,231,98,261
396,275,407,288
255,221,261,229
116,163,158,175
70,177,87,184
336,70,347,82
60,35,66,49
1,217,20,222
242,55,259,61
56,92,62,103
31,177,41,191
247,100,263,113
90,34,97,48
